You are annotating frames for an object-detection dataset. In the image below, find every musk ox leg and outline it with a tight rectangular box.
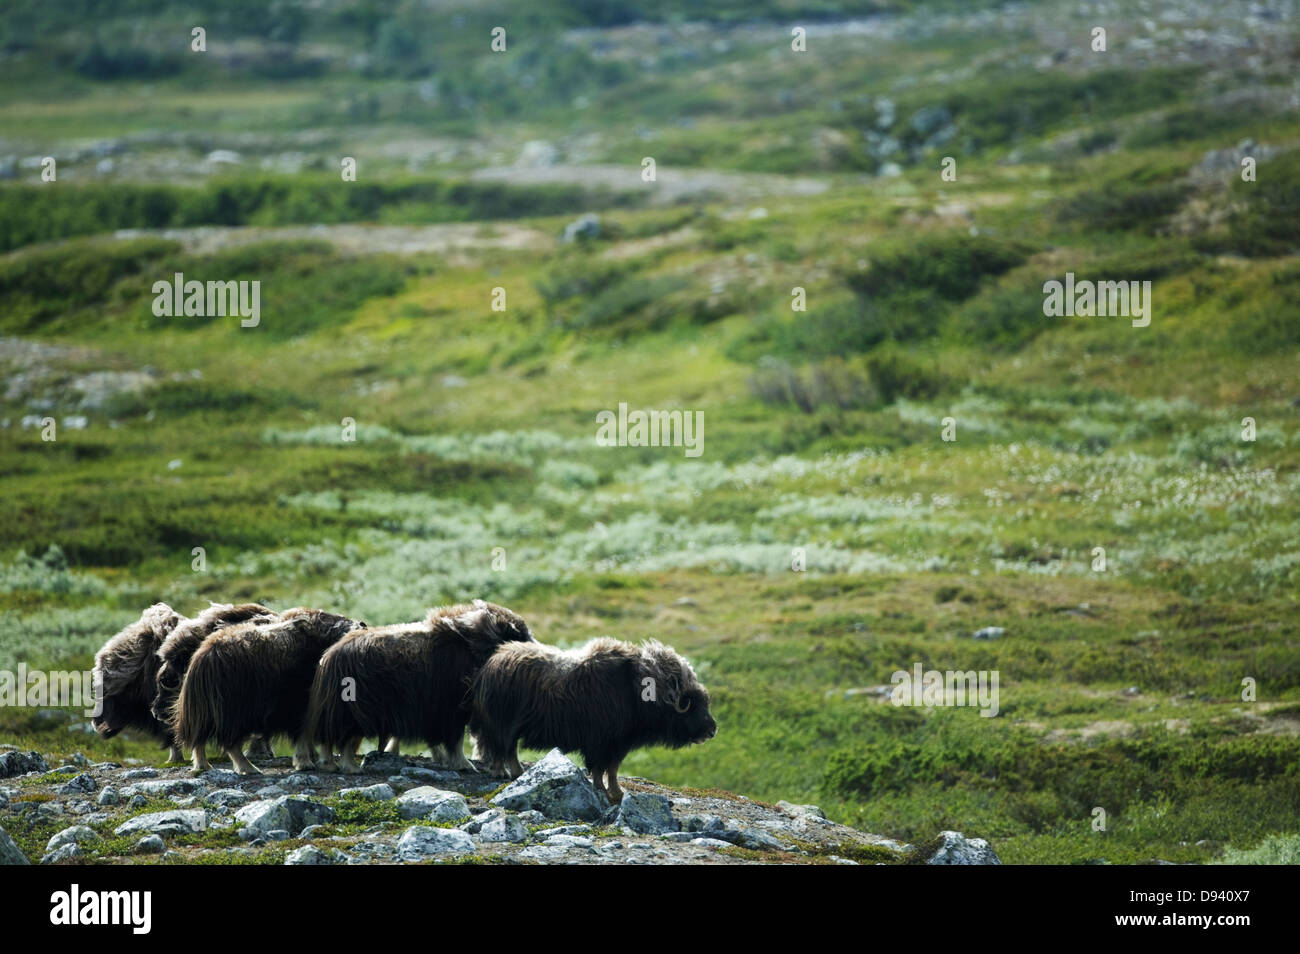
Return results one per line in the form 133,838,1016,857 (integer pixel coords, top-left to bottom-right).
507,745,523,779
588,762,608,800
191,746,212,773
470,735,485,761
338,739,363,774
605,763,624,804
245,735,274,760
166,744,185,763
292,737,316,771
383,737,400,754
226,746,263,776
440,730,477,773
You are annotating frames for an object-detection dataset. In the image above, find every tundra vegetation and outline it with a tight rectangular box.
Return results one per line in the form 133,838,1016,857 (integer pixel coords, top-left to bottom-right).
1,0,1298,864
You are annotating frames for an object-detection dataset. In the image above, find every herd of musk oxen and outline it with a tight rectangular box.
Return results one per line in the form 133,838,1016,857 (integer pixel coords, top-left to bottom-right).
89,600,717,803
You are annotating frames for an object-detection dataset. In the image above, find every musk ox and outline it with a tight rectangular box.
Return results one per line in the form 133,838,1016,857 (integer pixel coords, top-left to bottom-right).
91,603,185,757
468,638,717,803
308,600,534,774
151,601,279,760
174,609,366,775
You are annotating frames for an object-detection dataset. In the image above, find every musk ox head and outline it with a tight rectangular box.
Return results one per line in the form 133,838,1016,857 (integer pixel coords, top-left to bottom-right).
641,640,717,747
92,603,183,739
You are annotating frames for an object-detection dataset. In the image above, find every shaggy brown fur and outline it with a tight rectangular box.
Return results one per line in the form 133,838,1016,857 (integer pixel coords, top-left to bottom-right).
174,609,365,774
308,600,534,774
91,604,185,756
468,637,717,802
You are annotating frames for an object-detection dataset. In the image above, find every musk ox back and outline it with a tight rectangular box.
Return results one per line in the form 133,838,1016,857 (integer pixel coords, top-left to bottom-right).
174,609,365,775
309,600,534,774
91,603,184,753
469,637,716,803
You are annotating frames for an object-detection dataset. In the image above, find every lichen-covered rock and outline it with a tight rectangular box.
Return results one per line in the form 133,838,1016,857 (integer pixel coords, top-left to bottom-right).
0,750,48,778
776,801,825,820
114,809,208,838
396,825,475,860
41,843,81,864
127,778,205,799
285,845,334,865
359,752,407,775
96,787,120,807
56,772,97,795
46,825,99,853
204,789,254,809
234,796,335,837
615,793,678,834
401,766,459,783
396,786,469,823
200,768,243,787
135,835,166,854
0,823,30,864
479,813,528,843
925,831,1001,865
490,749,603,822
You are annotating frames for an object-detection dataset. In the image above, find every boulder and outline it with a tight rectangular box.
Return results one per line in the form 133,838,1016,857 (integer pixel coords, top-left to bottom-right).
114,810,208,838
0,823,30,864
490,749,603,822
925,831,1001,865
338,783,395,802
56,773,97,795
396,826,476,860
478,814,528,843
46,825,99,853
615,793,678,834
0,750,48,778
234,796,335,837
396,787,469,823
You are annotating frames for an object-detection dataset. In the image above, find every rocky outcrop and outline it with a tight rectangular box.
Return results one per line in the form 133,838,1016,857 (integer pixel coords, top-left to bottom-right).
0,747,1001,866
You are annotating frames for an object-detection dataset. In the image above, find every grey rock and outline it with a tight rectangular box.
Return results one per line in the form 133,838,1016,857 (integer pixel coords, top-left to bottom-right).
0,824,30,865
517,810,545,824
396,786,469,823
543,834,594,850
736,828,786,851
135,835,166,854
114,809,208,838
127,795,147,809
264,830,291,841
972,626,1005,640
56,772,97,795
200,769,243,786
490,749,603,822
234,796,336,837
285,845,333,865
119,768,158,780
0,750,49,778
359,752,407,774
910,105,952,136
777,800,826,819
254,785,287,798
534,824,592,838
658,832,699,842
127,778,205,799
562,213,601,243
396,825,476,860
924,830,1001,865
204,789,254,809
478,814,528,843
690,837,734,849
96,787,120,807
338,783,395,802
46,825,99,852
41,843,81,864
282,773,321,789
400,766,459,783
460,808,503,834
682,813,724,833
614,793,678,834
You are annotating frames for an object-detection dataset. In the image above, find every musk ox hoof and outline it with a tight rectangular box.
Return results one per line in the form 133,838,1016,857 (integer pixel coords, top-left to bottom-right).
234,764,264,777
339,764,363,776
318,759,339,773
